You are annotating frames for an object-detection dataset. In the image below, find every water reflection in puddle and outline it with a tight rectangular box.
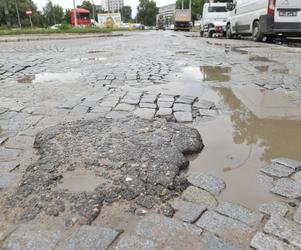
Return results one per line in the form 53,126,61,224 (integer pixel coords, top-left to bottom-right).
17,72,81,84
189,86,301,210
182,66,231,83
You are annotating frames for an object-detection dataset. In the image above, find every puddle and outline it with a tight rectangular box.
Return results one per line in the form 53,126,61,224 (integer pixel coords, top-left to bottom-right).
254,65,269,72
249,55,276,63
179,66,231,83
189,86,301,210
72,57,105,62
17,72,81,84
57,170,107,192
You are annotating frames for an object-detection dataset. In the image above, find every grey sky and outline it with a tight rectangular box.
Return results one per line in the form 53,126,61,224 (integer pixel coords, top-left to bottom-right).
34,0,175,16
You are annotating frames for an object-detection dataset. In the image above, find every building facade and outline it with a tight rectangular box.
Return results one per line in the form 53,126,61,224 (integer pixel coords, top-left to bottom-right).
157,4,176,26
101,0,124,12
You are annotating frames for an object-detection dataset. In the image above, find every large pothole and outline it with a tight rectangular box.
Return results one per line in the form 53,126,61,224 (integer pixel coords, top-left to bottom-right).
5,117,203,224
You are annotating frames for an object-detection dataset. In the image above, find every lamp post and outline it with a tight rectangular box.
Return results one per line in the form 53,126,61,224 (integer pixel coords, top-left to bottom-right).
73,0,78,27
91,0,96,20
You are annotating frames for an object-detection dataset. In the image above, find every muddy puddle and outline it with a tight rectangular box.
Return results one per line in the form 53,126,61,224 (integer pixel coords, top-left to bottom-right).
57,170,107,192
17,72,81,84
189,86,301,210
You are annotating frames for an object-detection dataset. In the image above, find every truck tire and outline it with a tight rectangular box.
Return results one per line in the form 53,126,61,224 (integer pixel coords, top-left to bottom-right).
208,31,214,38
252,21,264,42
200,31,204,37
226,24,233,39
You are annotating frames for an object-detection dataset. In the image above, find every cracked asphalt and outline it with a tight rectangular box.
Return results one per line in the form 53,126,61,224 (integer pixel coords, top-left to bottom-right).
1,31,301,249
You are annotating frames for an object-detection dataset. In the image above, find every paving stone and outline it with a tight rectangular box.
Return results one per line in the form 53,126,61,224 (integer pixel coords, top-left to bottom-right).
100,100,119,107
256,174,275,188
157,101,174,108
271,158,301,171
0,172,17,189
173,103,191,112
106,111,131,119
292,171,301,183
139,103,157,109
251,232,298,250
199,109,219,117
260,162,295,178
258,201,289,217
140,95,157,104
170,198,206,223
158,96,174,103
196,211,255,247
271,178,301,199
197,232,245,250
115,235,157,250
174,112,193,123
0,107,8,114
57,100,81,109
188,172,226,195
194,100,216,110
136,214,202,243
3,227,61,250
0,148,21,162
181,186,217,209
217,202,263,227
122,98,140,105
175,96,197,104
0,162,19,172
156,108,173,117
263,215,301,248
91,105,112,113
133,108,156,120
293,204,301,225
60,225,119,250
114,103,136,112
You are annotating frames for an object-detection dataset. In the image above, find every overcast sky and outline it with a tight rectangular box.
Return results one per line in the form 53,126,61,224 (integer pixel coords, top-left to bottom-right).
34,0,175,16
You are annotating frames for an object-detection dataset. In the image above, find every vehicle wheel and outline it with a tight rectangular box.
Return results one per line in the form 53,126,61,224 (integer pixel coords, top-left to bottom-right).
200,31,204,37
208,31,214,38
252,21,264,42
265,35,274,43
226,24,233,39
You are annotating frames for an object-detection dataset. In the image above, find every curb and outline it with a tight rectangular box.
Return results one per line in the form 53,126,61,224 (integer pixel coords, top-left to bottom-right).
0,33,123,43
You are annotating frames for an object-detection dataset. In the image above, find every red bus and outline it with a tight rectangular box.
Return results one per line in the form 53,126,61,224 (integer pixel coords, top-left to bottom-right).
71,8,92,27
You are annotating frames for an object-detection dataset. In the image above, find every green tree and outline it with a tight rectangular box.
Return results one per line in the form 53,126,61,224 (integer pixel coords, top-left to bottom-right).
120,5,132,23
43,0,64,26
0,0,43,28
64,9,71,24
136,0,158,26
176,0,205,23
77,1,93,13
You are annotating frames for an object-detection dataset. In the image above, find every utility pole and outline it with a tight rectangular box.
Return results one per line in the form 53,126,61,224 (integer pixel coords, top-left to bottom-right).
73,0,78,27
181,0,184,9
2,0,11,28
14,0,22,28
91,0,96,20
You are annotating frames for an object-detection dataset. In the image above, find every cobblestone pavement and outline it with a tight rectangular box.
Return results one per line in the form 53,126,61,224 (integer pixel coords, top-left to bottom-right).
1,31,301,249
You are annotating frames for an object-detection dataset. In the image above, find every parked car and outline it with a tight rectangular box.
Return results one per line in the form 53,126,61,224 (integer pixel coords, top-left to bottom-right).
200,2,229,38
226,0,301,42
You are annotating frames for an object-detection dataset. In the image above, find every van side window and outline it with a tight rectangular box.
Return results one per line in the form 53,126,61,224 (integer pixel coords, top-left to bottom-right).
208,6,227,13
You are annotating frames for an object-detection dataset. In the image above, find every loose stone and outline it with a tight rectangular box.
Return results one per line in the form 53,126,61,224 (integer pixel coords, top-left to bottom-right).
188,172,226,195
271,178,301,199
264,215,301,248
174,112,193,123
271,158,301,171
251,232,298,250
260,162,295,178
181,186,217,209
258,201,289,217
170,198,206,223
216,202,263,227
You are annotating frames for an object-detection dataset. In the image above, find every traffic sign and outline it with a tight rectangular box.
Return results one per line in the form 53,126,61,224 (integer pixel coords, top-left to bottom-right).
26,9,32,16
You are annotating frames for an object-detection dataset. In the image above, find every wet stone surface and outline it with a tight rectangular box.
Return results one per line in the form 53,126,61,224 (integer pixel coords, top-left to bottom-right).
5,117,203,222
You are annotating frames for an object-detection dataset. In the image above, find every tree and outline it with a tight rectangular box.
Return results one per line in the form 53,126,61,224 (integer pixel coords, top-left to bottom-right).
136,0,158,26
0,0,43,28
43,0,64,26
120,5,131,23
176,0,205,23
64,9,71,24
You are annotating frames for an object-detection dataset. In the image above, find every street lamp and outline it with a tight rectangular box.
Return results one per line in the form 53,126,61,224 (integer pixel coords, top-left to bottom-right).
73,0,78,27
14,0,21,28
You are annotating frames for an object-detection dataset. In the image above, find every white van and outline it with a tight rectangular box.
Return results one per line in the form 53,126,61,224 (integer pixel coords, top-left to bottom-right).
226,0,301,41
200,2,229,37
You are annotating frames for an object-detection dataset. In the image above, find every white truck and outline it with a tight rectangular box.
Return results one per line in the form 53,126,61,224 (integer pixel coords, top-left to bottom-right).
174,9,192,31
200,2,229,37
226,0,301,41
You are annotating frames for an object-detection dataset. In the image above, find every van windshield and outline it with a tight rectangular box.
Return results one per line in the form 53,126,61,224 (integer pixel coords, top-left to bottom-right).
208,6,227,13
